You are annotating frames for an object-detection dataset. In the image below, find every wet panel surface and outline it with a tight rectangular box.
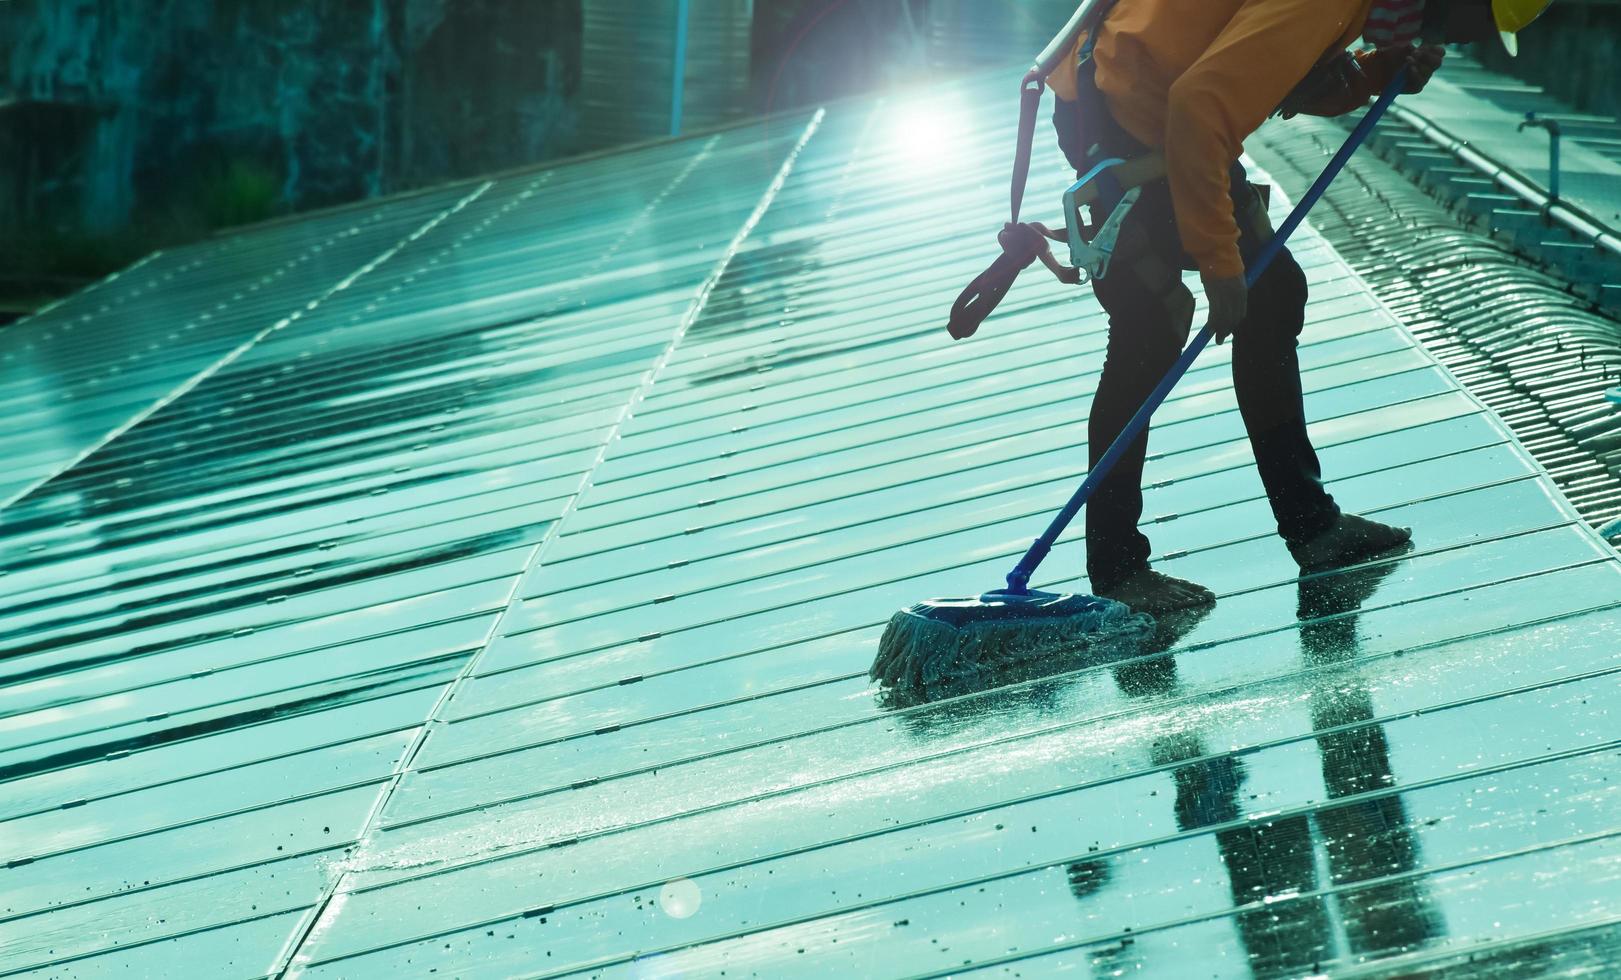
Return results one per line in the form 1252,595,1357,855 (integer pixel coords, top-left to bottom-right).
4,69,1620,980
1,111,821,976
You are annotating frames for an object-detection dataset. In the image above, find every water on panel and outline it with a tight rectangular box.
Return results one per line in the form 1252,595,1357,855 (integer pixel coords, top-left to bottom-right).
4,64,1620,980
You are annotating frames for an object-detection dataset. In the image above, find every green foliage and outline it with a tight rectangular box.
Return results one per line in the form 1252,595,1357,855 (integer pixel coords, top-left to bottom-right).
1,230,137,282
0,155,283,313
198,158,280,230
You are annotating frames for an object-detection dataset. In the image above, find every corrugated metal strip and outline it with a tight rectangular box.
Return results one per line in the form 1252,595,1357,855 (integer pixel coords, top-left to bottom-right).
925,0,1078,72
579,0,753,151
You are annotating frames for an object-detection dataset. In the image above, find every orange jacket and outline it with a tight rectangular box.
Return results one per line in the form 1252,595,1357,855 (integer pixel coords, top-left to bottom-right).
1051,0,1377,282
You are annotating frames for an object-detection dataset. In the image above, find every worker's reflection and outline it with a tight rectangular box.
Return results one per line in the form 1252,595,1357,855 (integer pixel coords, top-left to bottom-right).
1298,559,1445,963
877,554,1445,974
1102,554,1443,975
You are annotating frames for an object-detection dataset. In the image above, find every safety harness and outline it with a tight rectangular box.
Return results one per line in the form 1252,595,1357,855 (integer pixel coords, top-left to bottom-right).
946,0,1457,341
946,0,1136,340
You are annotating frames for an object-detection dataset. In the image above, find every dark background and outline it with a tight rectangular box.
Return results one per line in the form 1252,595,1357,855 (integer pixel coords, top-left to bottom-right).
1,0,1615,316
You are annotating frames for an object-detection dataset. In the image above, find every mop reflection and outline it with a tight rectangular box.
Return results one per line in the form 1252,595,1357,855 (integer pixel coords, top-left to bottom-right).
1093,551,1446,976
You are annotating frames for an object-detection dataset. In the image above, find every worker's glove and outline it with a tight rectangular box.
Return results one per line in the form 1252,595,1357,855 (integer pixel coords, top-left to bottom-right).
1278,54,1361,119
1203,275,1248,345
1403,44,1446,92
1364,43,1446,95
1277,45,1444,120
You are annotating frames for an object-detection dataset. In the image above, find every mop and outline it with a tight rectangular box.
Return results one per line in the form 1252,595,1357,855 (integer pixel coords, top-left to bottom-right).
872,64,1412,697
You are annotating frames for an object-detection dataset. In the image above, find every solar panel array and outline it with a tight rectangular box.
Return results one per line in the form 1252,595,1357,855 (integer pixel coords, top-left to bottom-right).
4,69,1621,979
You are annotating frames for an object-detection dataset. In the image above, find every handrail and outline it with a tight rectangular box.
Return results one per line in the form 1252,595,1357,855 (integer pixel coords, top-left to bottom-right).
1390,101,1621,262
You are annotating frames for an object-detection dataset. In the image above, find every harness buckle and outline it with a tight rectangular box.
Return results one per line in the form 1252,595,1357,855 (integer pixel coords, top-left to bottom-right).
1063,156,1141,282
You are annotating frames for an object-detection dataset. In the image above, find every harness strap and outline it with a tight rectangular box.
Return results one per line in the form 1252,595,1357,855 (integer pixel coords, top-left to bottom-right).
947,73,1049,340
1010,75,1044,224
945,0,1119,340
947,220,1046,340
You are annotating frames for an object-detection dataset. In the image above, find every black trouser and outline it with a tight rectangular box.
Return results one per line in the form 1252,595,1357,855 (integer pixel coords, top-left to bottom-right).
1070,82,1340,589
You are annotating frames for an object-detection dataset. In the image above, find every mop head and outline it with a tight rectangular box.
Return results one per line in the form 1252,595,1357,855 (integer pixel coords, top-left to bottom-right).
871,589,1156,701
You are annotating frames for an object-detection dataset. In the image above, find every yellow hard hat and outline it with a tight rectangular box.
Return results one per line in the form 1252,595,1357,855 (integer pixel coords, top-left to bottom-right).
1492,0,1553,55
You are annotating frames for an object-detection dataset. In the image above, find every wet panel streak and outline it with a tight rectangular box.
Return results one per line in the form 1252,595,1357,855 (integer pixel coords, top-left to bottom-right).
390,454,1547,808
0,184,495,516
0,852,336,973
295,587,1621,954
0,132,823,978
274,112,829,979
0,909,312,979
286,601,1621,972
0,681,450,824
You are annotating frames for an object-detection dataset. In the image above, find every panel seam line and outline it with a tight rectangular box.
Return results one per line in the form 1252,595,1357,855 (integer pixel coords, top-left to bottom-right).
273,110,824,977
0,184,493,513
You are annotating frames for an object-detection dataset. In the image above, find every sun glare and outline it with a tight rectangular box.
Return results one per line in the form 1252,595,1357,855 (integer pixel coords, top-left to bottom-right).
883,97,967,172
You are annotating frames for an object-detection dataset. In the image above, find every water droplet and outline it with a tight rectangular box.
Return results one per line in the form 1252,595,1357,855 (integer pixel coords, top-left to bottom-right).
658,878,701,919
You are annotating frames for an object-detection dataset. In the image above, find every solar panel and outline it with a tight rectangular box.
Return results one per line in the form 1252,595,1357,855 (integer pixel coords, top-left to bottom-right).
3,68,1619,979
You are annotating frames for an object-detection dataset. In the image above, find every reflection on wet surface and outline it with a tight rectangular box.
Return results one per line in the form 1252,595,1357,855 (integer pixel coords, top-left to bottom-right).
1099,555,1446,977
4,72,1621,980
0,118,817,975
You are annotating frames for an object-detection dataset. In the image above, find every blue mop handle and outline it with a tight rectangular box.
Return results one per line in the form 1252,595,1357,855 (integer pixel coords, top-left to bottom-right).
1004,68,1408,595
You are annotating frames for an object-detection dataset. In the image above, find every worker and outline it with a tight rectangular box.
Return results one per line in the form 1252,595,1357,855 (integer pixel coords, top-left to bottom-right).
1047,0,1553,613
